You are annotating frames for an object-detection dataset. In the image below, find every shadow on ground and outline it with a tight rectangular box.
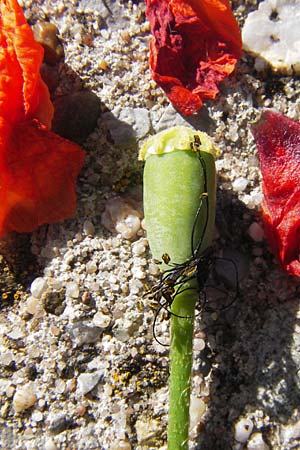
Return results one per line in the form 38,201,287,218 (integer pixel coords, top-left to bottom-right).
195,187,300,449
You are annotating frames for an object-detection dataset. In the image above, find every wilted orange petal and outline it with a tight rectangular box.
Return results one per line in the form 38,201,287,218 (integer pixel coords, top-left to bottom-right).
0,0,53,125
0,120,85,236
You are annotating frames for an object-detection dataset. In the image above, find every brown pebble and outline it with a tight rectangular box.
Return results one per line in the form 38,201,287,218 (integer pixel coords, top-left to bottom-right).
81,292,91,305
98,59,108,71
41,290,66,316
66,379,77,392
50,325,61,337
76,405,87,416
32,22,64,65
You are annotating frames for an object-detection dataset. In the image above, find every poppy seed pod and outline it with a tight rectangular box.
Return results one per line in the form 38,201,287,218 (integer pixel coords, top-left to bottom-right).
140,126,217,449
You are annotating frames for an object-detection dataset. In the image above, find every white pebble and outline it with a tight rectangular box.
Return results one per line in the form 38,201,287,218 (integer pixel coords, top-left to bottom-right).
77,372,102,395
31,410,44,422
83,220,95,236
116,215,141,240
30,277,48,299
247,432,270,450
66,282,80,299
131,266,145,280
101,196,142,238
93,312,111,328
7,328,24,340
193,338,206,352
248,222,264,242
233,177,248,192
242,0,300,75
13,384,37,413
44,438,58,450
129,279,143,294
148,262,160,276
189,396,206,430
25,296,43,315
234,417,254,443
132,242,146,256
0,351,13,366
86,261,98,274
281,418,300,444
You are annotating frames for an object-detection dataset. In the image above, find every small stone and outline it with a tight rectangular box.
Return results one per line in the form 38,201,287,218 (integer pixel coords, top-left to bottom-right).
189,396,206,430
232,177,248,192
25,296,43,315
132,241,146,256
77,372,102,395
44,438,57,450
41,290,66,315
234,417,254,443
148,262,160,276
4,385,15,401
52,90,101,144
49,414,72,434
135,418,161,445
242,0,300,75
193,338,206,352
281,418,300,445
55,379,66,394
31,410,44,422
66,282,80,299
98,59,108,71
86,261,98,274
0,351,14,366
76,404,87,416
248,222,264,242
116,215,141,240
102,107,151,145
83,220,95,236
32,22,64,65
6,328,24,340
131,266,145,280
110,439,132,450
101,196,142,238
30,277,48,299
71,324,102,346
92,312,111,328
13,384,37,413
50,325,61,337
247,432,270,450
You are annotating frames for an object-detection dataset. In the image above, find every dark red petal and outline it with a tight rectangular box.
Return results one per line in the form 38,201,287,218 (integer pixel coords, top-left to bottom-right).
146,0,242,115
251,110,300,276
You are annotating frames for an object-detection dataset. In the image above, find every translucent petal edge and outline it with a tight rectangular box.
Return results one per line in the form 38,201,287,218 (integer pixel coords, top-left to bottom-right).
139,126,217,160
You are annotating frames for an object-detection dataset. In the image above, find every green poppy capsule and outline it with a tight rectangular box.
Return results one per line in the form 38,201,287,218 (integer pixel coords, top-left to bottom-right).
140,126,217,450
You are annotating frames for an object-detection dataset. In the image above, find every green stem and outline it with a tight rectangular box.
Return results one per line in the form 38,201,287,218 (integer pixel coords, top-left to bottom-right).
168,280,198,450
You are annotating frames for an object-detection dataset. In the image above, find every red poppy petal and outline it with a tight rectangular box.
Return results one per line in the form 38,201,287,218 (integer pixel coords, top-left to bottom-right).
0,120,85,236
251,110,300,276
146,0,242,115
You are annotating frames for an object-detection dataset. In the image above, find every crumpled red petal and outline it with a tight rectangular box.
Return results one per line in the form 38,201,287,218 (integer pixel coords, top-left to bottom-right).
0,120,85,235
0,0,85,237
251,110,300,276
146,0,242,115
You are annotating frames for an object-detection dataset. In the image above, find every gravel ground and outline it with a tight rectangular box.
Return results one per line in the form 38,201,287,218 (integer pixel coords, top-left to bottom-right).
1,1,300,449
